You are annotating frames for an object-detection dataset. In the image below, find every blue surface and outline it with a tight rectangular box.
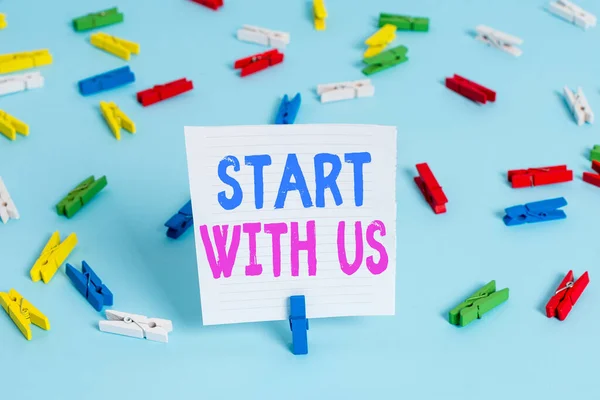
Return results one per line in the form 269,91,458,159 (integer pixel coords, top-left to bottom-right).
1,0,600,398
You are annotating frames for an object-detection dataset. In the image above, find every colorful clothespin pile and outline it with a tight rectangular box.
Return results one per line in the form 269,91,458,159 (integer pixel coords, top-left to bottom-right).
137,78,193,106
445,74,496,104
66,261,113,312
0,177,19,224
90,32,140,61
414,162,448,214
507,165,573,188
0,289,50,340
0,49,52,74
56,176,108,218
362,45,408,76
503,197,567,226
546,271,589,320
0,110,28,141
72,7,124,32
165,200,193,239
289,295,309,355
30,232,78,284
99,310,173,342
78,66,135,96
475,25,523,57
275,94,301,124
100,101,136,140
449,281,509,327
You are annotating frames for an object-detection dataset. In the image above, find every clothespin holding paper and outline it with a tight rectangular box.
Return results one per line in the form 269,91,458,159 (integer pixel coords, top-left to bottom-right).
56,176,108,218
90,32,140,61
275,93,301,124
0,110,29,141
0,289,50,340
313,0,327,31
289,295,309,355
30,232,78,284
0,177,19,224
364,24,396,58
100,101,136,140
449,281,509,327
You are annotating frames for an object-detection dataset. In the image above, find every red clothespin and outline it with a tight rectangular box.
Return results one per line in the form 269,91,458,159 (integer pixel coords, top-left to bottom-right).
507,165,573,188
445,74,496,104
546,271,589,321
234,49,284,77
136,78,193,107
583,160,600,188
191,0,223,10
414,163,448,214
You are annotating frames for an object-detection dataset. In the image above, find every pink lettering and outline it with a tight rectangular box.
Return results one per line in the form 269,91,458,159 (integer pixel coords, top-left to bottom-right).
243,222,262,276
337,221,364,276
366,220,388,275
290,221,317,276
199,224,241,279
264,222,288,278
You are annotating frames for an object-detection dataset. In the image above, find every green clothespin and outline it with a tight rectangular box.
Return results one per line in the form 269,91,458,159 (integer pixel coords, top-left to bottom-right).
72,7,124,32
56,176,107,218
448,281,509,327
590,145,600,162
362,45,408,76
378,13,429,32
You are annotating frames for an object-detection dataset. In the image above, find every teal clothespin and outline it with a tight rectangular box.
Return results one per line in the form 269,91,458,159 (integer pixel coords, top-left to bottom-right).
449,281,509,327
362,45,408,76
56,176,107,218
378,13,429,32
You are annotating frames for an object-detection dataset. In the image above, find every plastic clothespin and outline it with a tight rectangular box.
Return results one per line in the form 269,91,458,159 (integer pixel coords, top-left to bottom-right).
414,162,448,214
0,13,6,30
237,25,290,49
136,78,194,107
234,49,284,77
165,200,193,239
475,25,523,57
503,197,567,226
56,175,108,218
317,79,374,103
90,32,140,61
364,24,396,58
275,93,301,124
99,310,173,343
191,0,223,10
289,295,309,355
0,71,43,97
0,49,52,74
582,160,600,188
0,110,29,141
100,101,136,140
72,7,124,32
546,270,589,320
78,66,135,96
66,261,113,312
30,232,78,283
445,74,496,104
0,177,19,224
0,289,50,340
378,13,429,31
449,281,509,327
313,0,327,31
362,45,408,76
508,165,573,188
549,0,596,29
564,86,593,126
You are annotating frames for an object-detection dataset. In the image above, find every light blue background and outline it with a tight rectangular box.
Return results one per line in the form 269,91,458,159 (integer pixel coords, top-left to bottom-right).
1,0,600,399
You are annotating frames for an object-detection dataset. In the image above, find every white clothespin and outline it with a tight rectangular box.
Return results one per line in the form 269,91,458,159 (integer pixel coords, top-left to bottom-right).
475,25,523,57
564,86,594,125
549,0,596,29
0,177,19,224
99,310,173,343
0,71,44,96
236,25,290,49
317,79,375,103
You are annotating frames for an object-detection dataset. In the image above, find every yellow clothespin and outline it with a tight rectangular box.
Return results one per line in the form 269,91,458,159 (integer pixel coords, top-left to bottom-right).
0,289,50,340
90,32,140,61
100,101,136,140
364,24,396,58
30,231,78,284
0,13,7,30
0,49,52,74
0,110,29,141
313,0,327,31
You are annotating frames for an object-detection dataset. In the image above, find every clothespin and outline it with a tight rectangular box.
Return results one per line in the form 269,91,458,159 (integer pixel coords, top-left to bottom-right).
313,0,327,31
237,25,290,49
289,295,309,355
475,25,523,57
234,49,284,77
78,66,135,96
590,145,600,162
100,101,136,140
99,310,173,343
378,13,429,31
0,177,19,224
507,165,573,188
582,160,600,188
191,0,223,10
137,78,194,107
0,289,50,340
414,162,448,214
546,270,589,320
66,261,113,312
165,200,193,239
564,86,593,125
362,45,408,76
72,7,124,32
0,49,52,74
449,281,509,327
364,24,396,58
503,197,567,226
549,0,596,29
445,74,496,104
317,79,374,103
0,110,28,141
0,13,6,30
275,93,301,124
90,32,140,61
56,176,108,218
0,71,44,97
30,232,78,284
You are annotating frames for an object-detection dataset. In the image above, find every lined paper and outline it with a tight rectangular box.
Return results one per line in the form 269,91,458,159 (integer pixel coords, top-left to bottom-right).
184,124,397,325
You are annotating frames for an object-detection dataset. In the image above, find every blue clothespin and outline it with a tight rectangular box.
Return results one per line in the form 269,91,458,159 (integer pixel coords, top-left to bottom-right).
275,93,301,124
78,66,135,96
66,261,113,312
503,197,567,226
165,200,193,239
289,295,309,355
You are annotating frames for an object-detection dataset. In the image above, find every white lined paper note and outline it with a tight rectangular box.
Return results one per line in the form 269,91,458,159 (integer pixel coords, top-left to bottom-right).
184,124,397,325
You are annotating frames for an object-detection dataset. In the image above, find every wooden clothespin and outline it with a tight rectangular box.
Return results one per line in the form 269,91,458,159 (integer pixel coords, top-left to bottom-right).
313,0,327,30
66,261,114,312
0,289,50,340
30,232,78,283
90,32,140,61
362,45,408,76
364,24,396,58
100,101,135,140
546,270,589,320
0,110,29,141
414,162,447,214
508,165,573,188
449,281,509,327
72,7,123,32
0,49,52,74
56,176,108,218
0,177,19,224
